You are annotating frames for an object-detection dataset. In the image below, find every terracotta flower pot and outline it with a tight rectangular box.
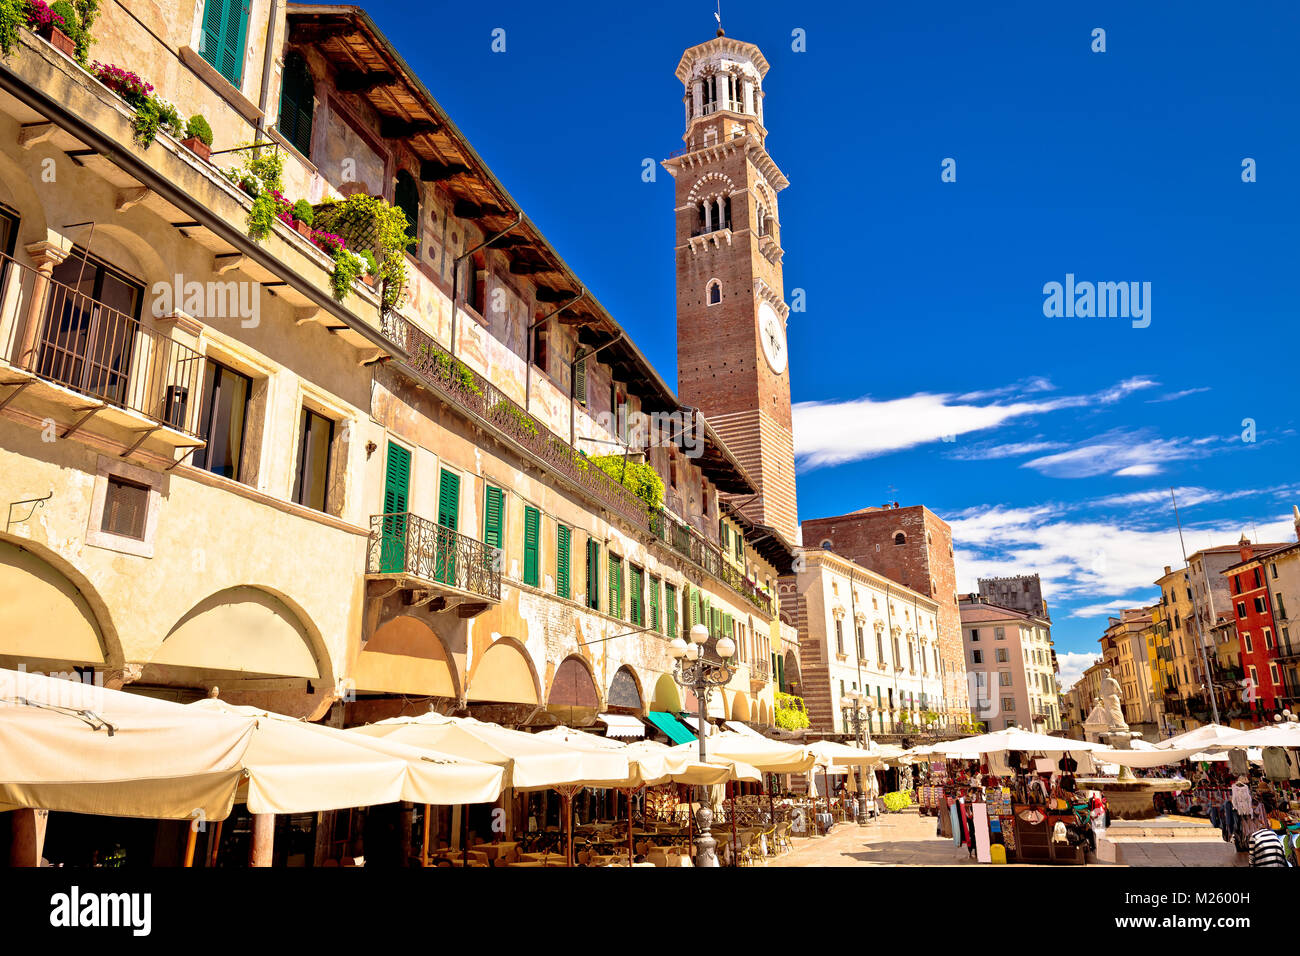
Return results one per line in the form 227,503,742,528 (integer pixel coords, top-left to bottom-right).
294,220,313,237
38,24,77,58
181,136,211,162
362,273,379,288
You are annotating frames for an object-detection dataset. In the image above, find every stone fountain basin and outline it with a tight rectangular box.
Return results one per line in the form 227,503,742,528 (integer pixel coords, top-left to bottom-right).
1075,777,1190,821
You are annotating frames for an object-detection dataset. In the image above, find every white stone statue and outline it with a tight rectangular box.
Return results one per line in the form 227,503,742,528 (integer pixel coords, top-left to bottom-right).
1099,668,1128,730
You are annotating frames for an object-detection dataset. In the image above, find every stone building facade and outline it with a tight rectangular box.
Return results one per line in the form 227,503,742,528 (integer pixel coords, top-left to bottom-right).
977,574,1049,620
799,504,970,724
664,34,798,544
783,548,944,737
0,6,792,744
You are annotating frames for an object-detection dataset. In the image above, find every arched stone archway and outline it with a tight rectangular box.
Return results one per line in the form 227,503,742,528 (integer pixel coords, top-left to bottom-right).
782,649,802,695
652,673,683,713
143,585,331,717
148,585,324,680
0,538,112,671
731,692,751,722
467,637,541,705
352,614,460,698
606,665,644,713
547,655,602,727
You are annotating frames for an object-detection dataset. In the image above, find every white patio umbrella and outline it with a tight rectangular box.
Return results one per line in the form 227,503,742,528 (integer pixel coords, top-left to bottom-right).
190,700,506,808
669,731,814,774
353,713,630,790
353,713,632,865
0,667,255,822
1155,723,1239,749
929,727,1104,757
806,739,885,767
1204,722,1300,750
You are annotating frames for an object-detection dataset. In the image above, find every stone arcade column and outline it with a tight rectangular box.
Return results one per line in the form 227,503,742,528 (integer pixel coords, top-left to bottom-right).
15,240,70,371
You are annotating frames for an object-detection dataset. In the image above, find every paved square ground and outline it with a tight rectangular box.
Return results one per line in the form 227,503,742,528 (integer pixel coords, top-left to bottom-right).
765,809,1244,867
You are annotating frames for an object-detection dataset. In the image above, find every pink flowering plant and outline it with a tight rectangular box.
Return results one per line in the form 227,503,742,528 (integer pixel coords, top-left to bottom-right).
24,0,65,31
90,61,152,108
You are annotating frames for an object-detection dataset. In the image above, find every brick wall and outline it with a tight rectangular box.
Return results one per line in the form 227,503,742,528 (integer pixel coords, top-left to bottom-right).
801,506,969,717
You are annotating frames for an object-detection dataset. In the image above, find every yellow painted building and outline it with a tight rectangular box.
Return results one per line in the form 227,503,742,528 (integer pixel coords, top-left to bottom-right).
0,5,793,741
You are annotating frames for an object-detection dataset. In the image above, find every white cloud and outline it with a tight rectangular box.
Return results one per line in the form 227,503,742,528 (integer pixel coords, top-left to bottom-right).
1021,431,1228,479
793,377,1159,470
949,440,1069,461
949,504,1297,614
1057,651,1102,692
1146,387,1211,404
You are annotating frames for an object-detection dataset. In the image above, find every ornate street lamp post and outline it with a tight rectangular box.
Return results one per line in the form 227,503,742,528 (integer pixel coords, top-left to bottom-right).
668,622,735,868
839,690,877,824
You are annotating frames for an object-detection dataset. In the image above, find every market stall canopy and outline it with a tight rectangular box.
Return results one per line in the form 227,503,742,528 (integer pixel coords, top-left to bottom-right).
352,713,630,791
1090,746,1207,769
1154,723,1239,749
0,667,254,821
1202,722,1300,750
191,700,505,809
541,728,759,785
622,740,761,786
596,713,645,738
874,743,917,764
929,728,1105,757
806,739,884,767
644,710,695,745
669,731,814,773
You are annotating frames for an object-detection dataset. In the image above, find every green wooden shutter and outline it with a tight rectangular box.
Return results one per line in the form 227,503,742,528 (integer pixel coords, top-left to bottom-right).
201,0,249,88
586,538,600,610
380,443,411,573
609,556,623,619
436,469,460,584
573,355,587,405
556,525,571,599
689,587,699,628
666,584,677,639
522,505,540,587
629,565,643,625
483,486,504,550
649,576,660,632
277,52,314,157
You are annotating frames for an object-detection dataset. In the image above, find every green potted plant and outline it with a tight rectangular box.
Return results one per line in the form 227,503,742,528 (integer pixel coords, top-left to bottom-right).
182,114,213,161
290,198,314,237
358,248,378,287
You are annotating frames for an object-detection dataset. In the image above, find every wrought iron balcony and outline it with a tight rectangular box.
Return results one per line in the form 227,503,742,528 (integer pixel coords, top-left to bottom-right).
367,511,501,607
390,317,774,617
0,251,206,446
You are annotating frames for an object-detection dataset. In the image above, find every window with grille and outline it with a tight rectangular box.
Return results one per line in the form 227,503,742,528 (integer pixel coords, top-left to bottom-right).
102,476,149,540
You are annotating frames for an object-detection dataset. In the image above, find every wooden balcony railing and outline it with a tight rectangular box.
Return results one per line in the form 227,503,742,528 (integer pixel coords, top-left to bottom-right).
2,251,205,438
367,512,501,602
387,316,774,617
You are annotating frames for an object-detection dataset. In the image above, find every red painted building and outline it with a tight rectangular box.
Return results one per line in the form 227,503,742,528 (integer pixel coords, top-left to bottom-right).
1225,536,1288,714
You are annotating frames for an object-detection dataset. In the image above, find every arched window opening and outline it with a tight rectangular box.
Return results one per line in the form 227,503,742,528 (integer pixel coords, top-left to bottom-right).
394,169,420,252
893,532,906,546
707,281,721,305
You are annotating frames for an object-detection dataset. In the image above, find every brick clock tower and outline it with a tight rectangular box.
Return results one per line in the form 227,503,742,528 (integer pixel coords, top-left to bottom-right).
664,31,798,544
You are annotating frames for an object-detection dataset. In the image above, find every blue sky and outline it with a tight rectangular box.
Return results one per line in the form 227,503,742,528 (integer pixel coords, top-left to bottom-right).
359,0,1300,686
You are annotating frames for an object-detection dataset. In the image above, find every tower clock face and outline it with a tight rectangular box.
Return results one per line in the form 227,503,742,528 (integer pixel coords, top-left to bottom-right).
758,300,787,374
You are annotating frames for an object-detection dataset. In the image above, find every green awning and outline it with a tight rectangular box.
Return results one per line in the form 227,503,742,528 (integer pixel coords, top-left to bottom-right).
645,710,696,745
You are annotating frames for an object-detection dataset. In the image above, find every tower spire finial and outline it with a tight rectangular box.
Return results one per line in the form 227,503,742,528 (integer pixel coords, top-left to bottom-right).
715,0,724,36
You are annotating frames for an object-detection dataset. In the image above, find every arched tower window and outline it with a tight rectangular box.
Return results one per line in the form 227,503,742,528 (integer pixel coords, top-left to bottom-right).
707,280,721,305
394,169,420,251
277,52,315,158
894,532,906,546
